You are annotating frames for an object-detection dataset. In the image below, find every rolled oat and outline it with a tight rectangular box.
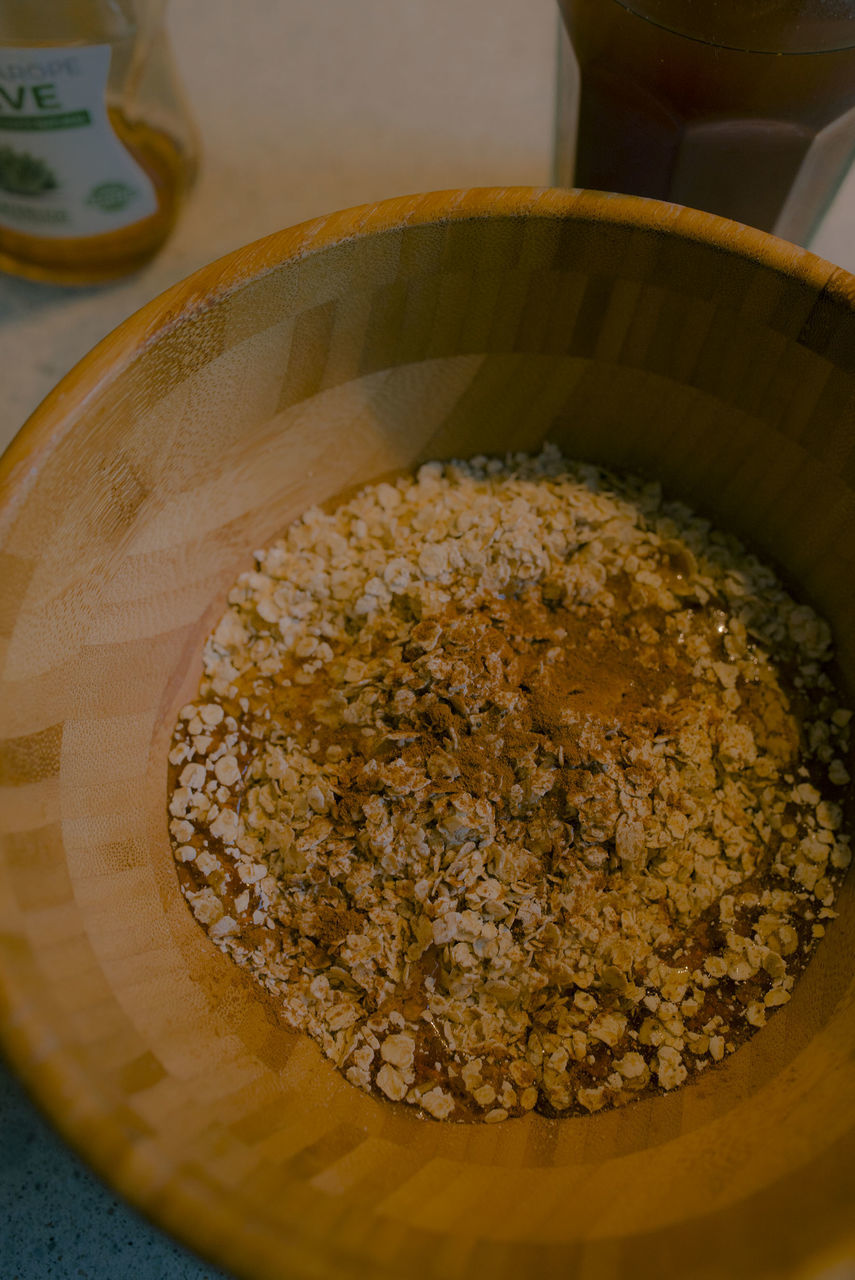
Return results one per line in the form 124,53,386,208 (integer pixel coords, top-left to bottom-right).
169,446,851,1120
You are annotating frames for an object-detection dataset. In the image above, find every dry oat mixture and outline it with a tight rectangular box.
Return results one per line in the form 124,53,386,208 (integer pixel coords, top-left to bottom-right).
168,446,852,1121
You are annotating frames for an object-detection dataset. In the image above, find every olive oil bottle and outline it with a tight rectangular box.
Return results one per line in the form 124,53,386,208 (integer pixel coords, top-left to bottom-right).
0,1,198,285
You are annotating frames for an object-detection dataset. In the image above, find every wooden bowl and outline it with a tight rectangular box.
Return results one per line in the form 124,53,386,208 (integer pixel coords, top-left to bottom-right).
1,188,854,1280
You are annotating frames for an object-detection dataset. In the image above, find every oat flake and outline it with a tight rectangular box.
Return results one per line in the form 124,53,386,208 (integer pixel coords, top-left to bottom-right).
169,447,851,1120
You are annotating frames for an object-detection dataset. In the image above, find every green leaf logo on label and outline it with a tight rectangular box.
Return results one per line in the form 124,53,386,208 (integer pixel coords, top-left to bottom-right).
0,145,58,196
0,44,159,238
86,180,137,212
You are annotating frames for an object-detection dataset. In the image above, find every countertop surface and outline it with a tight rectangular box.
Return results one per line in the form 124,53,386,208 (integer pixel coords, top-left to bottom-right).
1,2,854,1277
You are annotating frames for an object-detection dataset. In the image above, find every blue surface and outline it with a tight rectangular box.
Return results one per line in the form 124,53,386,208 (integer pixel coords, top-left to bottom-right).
0,1053,231,1280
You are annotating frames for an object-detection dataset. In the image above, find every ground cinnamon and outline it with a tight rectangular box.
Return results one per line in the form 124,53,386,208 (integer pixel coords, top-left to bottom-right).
168,447,852,1120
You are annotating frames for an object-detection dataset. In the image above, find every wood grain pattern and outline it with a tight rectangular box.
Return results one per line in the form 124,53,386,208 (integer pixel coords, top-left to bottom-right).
1,188,854,1280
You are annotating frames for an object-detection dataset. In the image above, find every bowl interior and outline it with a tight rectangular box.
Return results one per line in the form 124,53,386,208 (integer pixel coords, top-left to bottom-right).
1,188,854,1280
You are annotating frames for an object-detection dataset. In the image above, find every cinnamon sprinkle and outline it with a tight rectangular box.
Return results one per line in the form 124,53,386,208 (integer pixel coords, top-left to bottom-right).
168,447,852,1120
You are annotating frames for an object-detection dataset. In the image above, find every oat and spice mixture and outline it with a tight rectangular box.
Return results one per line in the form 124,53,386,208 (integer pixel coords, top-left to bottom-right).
168,446,852,1121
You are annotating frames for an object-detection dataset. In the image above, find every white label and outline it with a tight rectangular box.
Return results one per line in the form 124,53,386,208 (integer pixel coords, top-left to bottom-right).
0,44,158,239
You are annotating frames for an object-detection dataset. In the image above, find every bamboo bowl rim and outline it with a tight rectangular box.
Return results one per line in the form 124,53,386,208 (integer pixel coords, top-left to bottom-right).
2,185,851,502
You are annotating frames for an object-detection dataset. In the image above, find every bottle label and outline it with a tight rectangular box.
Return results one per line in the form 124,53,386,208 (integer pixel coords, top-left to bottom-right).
0,44,158,240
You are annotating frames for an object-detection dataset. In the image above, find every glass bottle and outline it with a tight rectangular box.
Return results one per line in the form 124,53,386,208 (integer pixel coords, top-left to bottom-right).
554,0,855,247
0,0,198,285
